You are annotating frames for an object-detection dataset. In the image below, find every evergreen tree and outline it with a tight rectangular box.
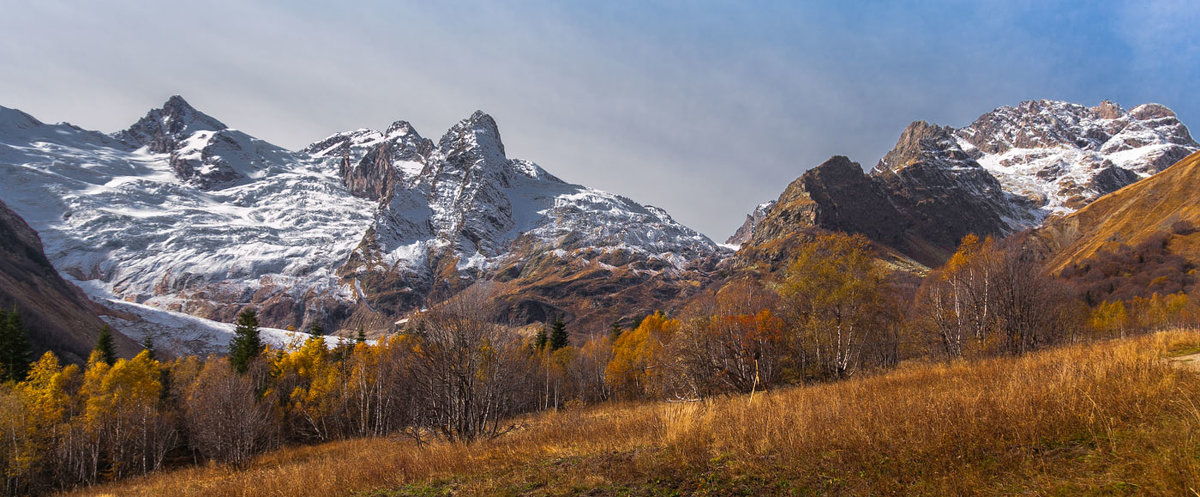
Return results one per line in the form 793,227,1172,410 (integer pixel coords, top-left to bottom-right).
309,321,325,337
142,334,157,360
609,319,624,342
229,308,263,374
549,317,568,351
95,325,117,365
0,306,32,382
534,326,548,350
355,327,367,343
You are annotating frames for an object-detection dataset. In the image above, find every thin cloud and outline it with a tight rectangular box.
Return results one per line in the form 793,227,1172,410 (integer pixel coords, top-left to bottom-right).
0,1,1195,240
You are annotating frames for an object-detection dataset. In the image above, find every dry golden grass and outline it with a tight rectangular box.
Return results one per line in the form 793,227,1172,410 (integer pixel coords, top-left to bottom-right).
68,330,1200,496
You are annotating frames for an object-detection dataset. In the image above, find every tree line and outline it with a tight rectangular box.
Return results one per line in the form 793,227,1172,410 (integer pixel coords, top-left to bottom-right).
3,231,1200,494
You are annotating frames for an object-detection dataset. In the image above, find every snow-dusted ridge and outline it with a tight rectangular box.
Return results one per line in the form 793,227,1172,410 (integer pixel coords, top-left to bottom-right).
0,97,720,345
955,99,1198,222
730,99,1198,244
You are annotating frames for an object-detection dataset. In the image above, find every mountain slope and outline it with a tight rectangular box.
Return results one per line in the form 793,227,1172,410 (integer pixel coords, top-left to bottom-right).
1032,149,1200,274
0,199,139,363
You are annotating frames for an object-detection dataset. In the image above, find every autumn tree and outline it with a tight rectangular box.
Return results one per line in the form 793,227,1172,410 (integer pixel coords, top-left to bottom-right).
780,233,893,379
80,350,176,478
672,280,786,396
182,358,274,467
566,334,613,404
989,247,1071,354
605,311,679,400
1090,300,1129,338
229,309,263,374
408,284,537,442
271,336,342,441
915,234,1000,359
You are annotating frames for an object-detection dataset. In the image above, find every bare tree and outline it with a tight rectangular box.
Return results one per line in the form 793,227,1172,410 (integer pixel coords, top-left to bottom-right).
182,358,274,468
989,248,1069,355
409,284,537,442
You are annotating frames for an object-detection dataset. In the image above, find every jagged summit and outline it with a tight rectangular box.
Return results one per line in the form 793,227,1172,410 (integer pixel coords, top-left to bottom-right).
733,98,1197,269
385,120,420,137
874,121,972,174
436,110,506,165
0,100,720,345
115,95,228,152
957,99,1198,214
725,200,775,246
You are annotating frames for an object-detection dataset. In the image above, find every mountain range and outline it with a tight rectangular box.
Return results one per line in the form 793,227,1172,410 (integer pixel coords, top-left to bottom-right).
0,96,1195,356
0,97,721,351
733,99,1197,269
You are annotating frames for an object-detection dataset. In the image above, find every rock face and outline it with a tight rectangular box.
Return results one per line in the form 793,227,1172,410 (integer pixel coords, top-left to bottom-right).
739,153,1004,269
0,97,721,339
0,200,139,363
725,201,775,246
339,111,723,329
116,95,291,189
733,99,1198,269
305,121,434,202
956,100,1198,215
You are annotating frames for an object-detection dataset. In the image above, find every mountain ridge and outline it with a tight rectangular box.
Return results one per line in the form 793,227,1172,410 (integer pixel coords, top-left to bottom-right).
731,99,1198,268
0,97,721,347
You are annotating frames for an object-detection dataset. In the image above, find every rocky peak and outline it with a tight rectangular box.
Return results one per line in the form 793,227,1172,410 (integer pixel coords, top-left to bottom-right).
725,200,775,246
436,111,507,168
115,95,228,153
1129,103,1177,121
1092,100,1124,120
951,99,1198,215
874,121,969,173
386,120,418,137
738,154,928,268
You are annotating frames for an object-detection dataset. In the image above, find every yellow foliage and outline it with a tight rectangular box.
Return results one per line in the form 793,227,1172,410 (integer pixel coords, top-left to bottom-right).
605,311,679,400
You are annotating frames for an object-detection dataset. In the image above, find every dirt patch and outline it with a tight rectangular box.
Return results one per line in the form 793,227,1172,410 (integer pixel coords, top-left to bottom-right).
1169,352,1200,370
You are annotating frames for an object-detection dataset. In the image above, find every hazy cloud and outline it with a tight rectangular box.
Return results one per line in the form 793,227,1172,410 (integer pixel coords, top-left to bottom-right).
1,1,1195,240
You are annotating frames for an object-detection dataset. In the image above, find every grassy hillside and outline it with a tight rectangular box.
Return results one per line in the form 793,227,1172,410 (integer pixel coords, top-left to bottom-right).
68,330,1200,496
1037,149,1200,274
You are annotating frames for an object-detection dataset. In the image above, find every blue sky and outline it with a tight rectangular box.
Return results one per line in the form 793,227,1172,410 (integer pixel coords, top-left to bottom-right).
1,0,1197,240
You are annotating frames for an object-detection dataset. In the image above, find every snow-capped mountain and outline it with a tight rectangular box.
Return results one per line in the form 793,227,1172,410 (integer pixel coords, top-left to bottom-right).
0,97,720,336
732,100,1197,267
954,100,1197,217
327,111,721,323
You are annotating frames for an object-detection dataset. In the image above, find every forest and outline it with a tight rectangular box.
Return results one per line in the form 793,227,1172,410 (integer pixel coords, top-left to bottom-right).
2,231,1199,495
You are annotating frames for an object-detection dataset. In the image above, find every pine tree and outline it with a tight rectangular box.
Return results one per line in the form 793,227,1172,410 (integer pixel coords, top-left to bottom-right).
549,317,568,351
355,327,367,343
142,335,158,360
534,326,548,350
608,319,624,342
229,308,263,374
0,307,33,382
95,324,117,365
309,321,325,337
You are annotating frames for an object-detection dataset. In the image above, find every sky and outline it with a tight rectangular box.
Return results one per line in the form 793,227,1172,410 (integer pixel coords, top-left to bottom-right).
2,0,1198,241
